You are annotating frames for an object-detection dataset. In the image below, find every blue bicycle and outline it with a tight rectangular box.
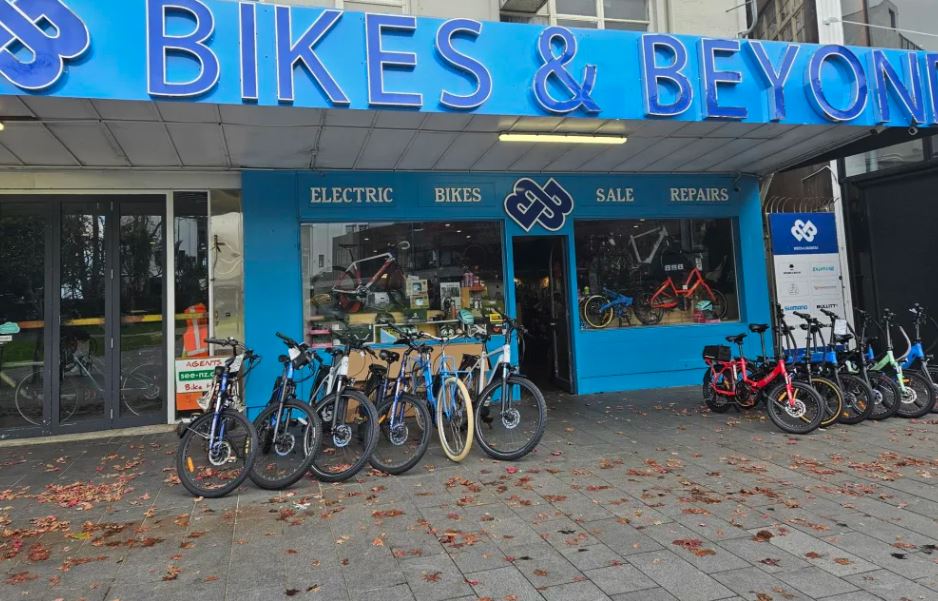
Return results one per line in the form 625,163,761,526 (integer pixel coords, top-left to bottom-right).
581,287,657,328
898,304,938,415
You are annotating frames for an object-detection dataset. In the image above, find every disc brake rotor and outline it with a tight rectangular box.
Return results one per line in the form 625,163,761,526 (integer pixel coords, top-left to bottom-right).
333,424,352,448
501,408,520,429
274,433,296,456
208,441,234,466
784,399,807,419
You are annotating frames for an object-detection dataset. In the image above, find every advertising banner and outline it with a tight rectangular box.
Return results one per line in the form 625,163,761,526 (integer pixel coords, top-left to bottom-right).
769,212,844,348
175,357,225,410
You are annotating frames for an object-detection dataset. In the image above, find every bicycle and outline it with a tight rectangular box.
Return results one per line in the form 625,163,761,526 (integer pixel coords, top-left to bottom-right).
899,304,938,409
644,266,727,324
457,309,547,461
385,322,474,462
581,287,658,328
785,311,845,428
331,241,410,313
175,337,259,498
703,328,825,434
816,308,875,424
845,309,902,420
248,333,323,490
869,309,935,418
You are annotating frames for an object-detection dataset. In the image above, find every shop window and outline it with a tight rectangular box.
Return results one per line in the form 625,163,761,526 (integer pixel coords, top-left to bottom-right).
575,218,740,329
209,190,244,342
843,139,926,177
174,193,209,360
301,221,505,343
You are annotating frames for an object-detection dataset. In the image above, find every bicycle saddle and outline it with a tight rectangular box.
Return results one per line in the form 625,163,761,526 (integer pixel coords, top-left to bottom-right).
324,347,345,357
833,333,853,344
379,349,400,363
725,333,747,344
748,323,769,334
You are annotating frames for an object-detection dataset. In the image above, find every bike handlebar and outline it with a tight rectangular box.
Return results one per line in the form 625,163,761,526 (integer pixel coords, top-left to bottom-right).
792,311,812,321
275,331,301,348
819,308,839,319
205,336,240,347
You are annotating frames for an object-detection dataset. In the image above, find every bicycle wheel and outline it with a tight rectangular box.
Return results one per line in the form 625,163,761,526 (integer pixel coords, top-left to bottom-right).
707,288,728,320
895,370,936,418
868,370,901,420
764,381,824,434
14,370,44,426
436,377,474,462
582,296,613,329
370,393,431,475
639,292,665,324
250,399,322,490
929,366,938,411
811,376,843,428
475,374,546,461
121,361,163,416
308,389,378,482
333,268,362,313
837,373,874,424
702,369,731,413
176,410,258,498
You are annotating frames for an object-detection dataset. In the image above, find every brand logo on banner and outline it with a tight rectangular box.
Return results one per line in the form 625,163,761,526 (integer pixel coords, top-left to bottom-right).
0,0,90,90
503,178,574,232
790,219,818,243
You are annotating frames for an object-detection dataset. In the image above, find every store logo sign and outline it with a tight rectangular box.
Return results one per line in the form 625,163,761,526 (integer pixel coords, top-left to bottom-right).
504,178,574,232
0,0,90,90
790,219,818,242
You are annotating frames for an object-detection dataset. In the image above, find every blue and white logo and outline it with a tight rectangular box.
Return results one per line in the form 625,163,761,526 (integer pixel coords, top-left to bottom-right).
504,177,574,232
790,219,818,243
0,0,90,90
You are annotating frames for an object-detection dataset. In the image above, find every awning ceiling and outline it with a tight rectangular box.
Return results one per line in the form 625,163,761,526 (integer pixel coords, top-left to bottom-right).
0,95,879,176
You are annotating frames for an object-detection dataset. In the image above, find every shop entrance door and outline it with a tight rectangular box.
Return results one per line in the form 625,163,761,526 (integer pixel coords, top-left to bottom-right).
0,196,166,436
511,236,574,392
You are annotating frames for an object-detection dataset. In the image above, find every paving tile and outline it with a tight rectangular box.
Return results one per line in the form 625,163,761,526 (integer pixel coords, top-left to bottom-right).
773,566,858,598
400,553,472,601
609,588,679,601
542,579,612,601
716,535,811,574
820,530,938,580
466,565,545,601
712,566,813,601
583,563,657,596
504,542,583,588
627,550,734,601
748,526,877,577
641,521,749,573
845,568,938,601
558,544,625,572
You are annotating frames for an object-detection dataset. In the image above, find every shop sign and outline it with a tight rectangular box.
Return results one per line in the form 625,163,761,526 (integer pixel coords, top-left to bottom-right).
669,187,730,203
595,188,635,203
1,0,936,129
770,212,843,348
504,177,574,232
310,186,394,204
175,357,225,393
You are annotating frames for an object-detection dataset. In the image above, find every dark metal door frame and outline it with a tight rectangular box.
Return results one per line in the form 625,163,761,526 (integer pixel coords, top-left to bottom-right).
547,237,574,391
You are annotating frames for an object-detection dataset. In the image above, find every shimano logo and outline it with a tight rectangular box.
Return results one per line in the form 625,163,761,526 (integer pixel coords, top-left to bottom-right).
504,177,574,232
812,265,835,272
0,0,90,90
790,219,818,243
784,304,808,311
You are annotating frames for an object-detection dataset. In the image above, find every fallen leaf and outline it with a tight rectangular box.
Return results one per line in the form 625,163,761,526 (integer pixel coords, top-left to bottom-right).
833,557,852,565
804,551,824,559
422,571,442,582
162,565,181,581
753,530,774,542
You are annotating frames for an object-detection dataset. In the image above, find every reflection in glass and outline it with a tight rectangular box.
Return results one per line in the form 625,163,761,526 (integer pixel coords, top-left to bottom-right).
0,203,46,430
60,204,108,424
119,202,165,419
557,0,597,17
843,139,925,177
210,190,244,343
575,218,740,329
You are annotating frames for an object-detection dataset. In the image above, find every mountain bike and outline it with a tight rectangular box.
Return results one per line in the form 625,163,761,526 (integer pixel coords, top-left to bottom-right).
644,267,727,324
175,337,259,498
331,241,410,313
845,309,902,420
386,323,474,462
248,333,323,490
304,330,380,482
869,309,935,418
581,287,658,328
703,330,824,434
816,308,874,424
899,304,938,410
786,311,845,428
458,309,547,461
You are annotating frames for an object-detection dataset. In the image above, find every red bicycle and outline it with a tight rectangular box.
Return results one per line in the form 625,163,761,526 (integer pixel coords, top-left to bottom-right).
703,330,825,434
332,242,409,313
644,267,727,323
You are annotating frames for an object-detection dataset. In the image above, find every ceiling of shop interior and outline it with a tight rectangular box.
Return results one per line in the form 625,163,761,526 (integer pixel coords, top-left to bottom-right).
0,96,870,175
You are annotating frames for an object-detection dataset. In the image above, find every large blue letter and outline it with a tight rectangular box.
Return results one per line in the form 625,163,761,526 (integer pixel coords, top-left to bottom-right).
239,2,257,100
807,45,868,122
366,13,422,107
436,19,492,110
147,0,219,98
748,41,799,121
641,34,693,117
276,7,348,105
928,52,938,125
871,50,926,124
700,38,746,120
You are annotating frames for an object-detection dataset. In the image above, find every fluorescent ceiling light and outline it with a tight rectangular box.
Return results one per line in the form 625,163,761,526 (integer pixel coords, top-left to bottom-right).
499,132,626,145
0,122,5,132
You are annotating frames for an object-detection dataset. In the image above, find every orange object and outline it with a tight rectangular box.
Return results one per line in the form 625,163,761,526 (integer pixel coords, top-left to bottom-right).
182,303,209,358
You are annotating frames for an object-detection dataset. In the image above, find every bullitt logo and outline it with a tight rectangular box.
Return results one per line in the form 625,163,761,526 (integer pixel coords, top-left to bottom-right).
504,178,574,232
790,219,818,243
0,0,90,90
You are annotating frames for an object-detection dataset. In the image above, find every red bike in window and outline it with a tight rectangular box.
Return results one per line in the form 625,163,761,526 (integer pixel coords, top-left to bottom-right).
331,242,409,313
643,266,727,324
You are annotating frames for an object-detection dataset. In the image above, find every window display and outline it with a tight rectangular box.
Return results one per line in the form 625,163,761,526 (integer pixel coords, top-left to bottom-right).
575,218,739,329
301,221,505,344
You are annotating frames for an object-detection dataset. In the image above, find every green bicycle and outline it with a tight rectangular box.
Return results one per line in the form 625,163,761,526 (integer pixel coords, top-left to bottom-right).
868,309,935,418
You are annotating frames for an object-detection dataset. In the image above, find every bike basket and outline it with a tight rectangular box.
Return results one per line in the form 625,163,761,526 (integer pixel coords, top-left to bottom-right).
702,345,731,362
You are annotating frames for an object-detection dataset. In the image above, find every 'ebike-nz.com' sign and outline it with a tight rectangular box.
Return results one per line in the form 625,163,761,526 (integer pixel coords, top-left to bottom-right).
770,212,843,347
2,0,938,128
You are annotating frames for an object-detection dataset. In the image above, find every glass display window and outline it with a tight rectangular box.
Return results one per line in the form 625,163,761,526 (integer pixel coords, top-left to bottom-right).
575,218,740,329
301,221,505,345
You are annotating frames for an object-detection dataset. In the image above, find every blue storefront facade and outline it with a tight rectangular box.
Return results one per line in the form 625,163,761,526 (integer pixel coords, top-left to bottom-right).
1,0,937,434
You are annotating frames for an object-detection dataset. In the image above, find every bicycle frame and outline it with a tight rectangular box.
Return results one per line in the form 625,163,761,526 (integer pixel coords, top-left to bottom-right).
651,268,714,308
599,288,634,318
707,350,798,409
628,226,669,266
869,314,909,393
331,252,396,295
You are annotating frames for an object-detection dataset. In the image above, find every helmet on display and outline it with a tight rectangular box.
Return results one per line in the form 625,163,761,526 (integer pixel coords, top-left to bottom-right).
458,309,475,328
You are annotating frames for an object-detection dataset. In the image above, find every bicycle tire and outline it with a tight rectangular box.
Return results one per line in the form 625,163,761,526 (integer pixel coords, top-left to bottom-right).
437,377,474,462
582,295,613,329
811,376,843,428
868,370,901,420
474,374,546,461
250,399,322,490
764,381,824,435
836,373,875,425
14,370,44,426
708,288,728,320
636,292,664,324
308,389,378,483
370,393,431,475
176,409,258,498
121,361,163,416
702,369,731,413
895,369,936,418
929,366,938,412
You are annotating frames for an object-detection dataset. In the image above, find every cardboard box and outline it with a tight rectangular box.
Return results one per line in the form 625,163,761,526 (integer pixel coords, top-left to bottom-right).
406,278,428,297
410,292,429,308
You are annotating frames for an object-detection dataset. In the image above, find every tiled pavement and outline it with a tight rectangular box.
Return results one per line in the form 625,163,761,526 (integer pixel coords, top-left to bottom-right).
2,386,938,601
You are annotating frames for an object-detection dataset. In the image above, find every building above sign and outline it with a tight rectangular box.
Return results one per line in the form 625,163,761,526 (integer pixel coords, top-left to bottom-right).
1,0,936,128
